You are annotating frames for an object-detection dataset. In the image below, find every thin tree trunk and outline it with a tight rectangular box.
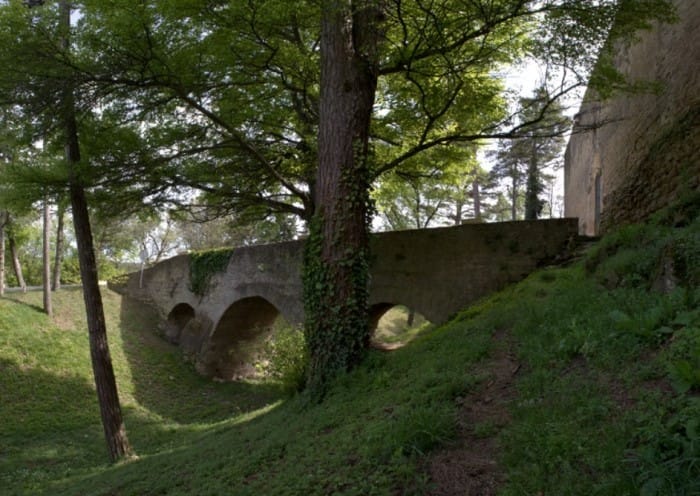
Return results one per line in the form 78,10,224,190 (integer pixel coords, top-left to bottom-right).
9,236,26,293
0,212,5,297
59,0,132,462
52,201,65,291
511,173,518,221
406,308,415,327
472,179,482,220
524,142,539,220
413,184,421,229
453,199,463,225
42,198,52,315
304,0,383,398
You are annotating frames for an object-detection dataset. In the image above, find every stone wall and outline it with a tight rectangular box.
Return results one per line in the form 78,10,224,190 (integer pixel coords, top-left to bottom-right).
120,218,579,379
564,0,700,235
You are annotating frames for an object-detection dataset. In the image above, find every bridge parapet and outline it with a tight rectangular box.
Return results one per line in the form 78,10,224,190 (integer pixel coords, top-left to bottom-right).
121,218,578,379
369,218,579,323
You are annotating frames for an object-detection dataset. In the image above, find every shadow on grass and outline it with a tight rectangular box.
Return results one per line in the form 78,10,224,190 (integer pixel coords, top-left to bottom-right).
0,357,99,440
43,397,290,496
1,296,45,313
117,296,285,425
0,357,107,493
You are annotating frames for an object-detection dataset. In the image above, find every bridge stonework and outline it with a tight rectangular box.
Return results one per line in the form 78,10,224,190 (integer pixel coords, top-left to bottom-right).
120,219,578,379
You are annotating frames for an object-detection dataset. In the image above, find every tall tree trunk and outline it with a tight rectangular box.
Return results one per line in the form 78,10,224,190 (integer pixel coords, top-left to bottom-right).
0,212,6,297
524,142,540,220
303,0,383,398
59,0,132,462
42,198,52,315
472,179,482,220
413,184,421,229
511,173,518,221
52,201,65,291
9,236,26,293
453,199,463,225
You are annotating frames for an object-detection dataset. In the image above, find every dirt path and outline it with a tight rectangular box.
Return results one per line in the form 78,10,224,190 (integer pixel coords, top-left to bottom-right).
423,329,519,495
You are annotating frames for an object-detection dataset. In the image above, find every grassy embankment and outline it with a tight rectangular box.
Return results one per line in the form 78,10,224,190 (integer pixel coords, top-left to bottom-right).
1,198,698,495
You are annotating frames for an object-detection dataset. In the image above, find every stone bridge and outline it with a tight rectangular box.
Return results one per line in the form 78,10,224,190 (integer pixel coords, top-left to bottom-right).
119,219,578,379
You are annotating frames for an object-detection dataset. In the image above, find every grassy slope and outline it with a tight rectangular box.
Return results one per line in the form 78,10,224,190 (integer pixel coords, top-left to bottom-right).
1,206,698,495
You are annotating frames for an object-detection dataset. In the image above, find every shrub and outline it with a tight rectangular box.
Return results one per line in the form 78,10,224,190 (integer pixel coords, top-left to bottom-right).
257,324,308,395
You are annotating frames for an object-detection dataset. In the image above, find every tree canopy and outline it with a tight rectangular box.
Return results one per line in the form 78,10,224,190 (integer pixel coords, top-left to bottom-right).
0,0,677,400
1,0,676,224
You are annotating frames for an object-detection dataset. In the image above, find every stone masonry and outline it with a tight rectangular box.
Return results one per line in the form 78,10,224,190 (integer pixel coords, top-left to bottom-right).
565,0,700,235
119,219,578,379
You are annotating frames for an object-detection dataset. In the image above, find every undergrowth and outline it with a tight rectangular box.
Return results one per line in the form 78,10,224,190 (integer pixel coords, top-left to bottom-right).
1,196,698,495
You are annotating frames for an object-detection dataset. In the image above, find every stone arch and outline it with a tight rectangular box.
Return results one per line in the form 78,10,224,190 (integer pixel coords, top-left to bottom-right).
369,303,395,333
368,302,432,349
207,296,281,380
164,303,195,344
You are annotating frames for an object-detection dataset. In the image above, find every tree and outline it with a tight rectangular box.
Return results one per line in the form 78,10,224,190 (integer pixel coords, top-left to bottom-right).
0,0,133,461
42,197,51,315
489,86,569,220
374,147,484,230
58,0,132,461
173,208,300,252
0,0,677,398
2,213,32,290
0,210,6,296
302,0,383,397
305,0,675,394
52,198,66,291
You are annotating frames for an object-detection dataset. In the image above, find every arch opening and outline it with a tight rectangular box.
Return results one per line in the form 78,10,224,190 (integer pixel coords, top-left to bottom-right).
209,296,288,380
369,303,433,350
165,303,195,344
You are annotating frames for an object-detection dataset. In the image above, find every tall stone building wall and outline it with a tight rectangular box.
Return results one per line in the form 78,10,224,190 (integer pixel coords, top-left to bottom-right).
564,0,700,235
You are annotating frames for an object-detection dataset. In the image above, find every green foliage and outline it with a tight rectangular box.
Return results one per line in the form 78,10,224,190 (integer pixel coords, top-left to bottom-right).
664,311,700,394
628,397,700,496
383,403,455,457
1,283,493,495
489,85,569,220
373,151,487,229
257,324,308,396
650,188,700,229
1,0,674,231
586,198,700,290
188,248,234,296
3,185,700,496
1,288,285,494
373,306,433,346
500,205,700,495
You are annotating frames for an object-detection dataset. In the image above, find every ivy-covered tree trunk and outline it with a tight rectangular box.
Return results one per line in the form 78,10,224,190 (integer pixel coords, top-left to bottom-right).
303,0,383,398
59,0,132,461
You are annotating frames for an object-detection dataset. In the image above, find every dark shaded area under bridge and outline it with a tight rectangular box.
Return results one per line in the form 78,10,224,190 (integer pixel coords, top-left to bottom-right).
115,219,578,380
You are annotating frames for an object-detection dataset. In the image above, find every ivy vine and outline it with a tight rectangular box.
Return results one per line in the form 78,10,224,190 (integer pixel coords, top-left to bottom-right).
188,248,234,296
302,147,374,399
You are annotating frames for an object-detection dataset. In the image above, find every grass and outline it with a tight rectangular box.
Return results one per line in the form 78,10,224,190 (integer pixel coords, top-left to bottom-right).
1,204,699,495
373,305,433,346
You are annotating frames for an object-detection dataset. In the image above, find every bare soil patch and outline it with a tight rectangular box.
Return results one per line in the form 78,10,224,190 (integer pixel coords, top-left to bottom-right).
422,329,519,496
